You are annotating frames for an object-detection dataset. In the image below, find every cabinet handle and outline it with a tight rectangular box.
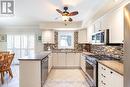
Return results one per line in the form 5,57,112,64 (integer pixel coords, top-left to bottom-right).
110,71,113,74
101,74,106,78
101,67,106,70
103,83,106,85
101,81,106,85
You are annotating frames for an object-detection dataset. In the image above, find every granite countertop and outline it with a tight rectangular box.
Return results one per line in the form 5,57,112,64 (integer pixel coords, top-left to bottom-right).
19,51,51,61
82,52,94,55
52,49,83,53
98,60,124,76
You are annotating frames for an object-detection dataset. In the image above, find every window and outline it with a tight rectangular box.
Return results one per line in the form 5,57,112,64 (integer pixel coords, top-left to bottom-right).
58,31,74,49
7,34,35,64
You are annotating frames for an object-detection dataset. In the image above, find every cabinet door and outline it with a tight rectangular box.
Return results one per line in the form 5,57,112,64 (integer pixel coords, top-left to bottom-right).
107,68,123,87
52,53,58,67
101,7,124,43
74,53,80,67
94,19,102,32
66,53,75,67
58,53,66,67
87,25,95,43
42,31,54,43
78,29,87,43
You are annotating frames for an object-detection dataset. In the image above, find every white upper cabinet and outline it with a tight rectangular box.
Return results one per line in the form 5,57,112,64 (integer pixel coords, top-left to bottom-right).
42,30,54,43
101,7,124,43
78,29,88,43
87,24,95,43
87,7,124,44
94,18,102,32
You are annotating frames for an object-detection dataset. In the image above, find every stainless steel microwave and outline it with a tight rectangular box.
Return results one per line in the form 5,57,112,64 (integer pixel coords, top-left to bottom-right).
92,29,109,44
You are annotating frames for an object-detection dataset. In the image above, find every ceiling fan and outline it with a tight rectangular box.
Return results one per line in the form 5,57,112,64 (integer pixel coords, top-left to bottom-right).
56,6,79,22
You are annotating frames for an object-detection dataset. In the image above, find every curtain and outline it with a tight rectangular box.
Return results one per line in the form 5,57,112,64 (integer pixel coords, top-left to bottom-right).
7,33,35,64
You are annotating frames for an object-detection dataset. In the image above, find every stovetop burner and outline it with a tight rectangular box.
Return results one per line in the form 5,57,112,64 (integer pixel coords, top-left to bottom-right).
85,55,115,64
87,55,113,60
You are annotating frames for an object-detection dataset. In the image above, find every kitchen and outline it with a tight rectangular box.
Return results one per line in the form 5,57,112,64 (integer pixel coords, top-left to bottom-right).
0,0,130,87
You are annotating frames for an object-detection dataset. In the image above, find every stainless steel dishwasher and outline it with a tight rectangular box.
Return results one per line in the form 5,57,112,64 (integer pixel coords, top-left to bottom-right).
41,56,48,86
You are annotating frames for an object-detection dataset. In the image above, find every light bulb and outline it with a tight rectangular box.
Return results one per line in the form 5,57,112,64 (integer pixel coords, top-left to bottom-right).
62,16,69,21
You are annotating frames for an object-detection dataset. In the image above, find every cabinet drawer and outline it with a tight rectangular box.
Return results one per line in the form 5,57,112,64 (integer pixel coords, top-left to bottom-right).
98,63,107,71
98,63,123,87
99,80,107,87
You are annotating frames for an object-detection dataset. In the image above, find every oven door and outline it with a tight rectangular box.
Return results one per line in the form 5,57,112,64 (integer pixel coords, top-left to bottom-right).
85,59,96,86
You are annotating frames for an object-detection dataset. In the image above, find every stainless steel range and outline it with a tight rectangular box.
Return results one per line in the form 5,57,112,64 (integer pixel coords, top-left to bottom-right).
84,54,115,87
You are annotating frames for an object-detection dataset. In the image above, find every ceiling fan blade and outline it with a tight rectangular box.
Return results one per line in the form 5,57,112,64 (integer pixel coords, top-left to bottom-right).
68,11,78,16
56,9,63,15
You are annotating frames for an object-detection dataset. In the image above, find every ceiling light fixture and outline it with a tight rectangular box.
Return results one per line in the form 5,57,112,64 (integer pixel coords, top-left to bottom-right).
62,16,73,22
56,6,78,23
62,16,73,26
62,16,69,21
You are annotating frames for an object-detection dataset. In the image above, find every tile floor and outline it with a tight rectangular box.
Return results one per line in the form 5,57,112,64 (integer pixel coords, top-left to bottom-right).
0,66,90,87
43,69,90,87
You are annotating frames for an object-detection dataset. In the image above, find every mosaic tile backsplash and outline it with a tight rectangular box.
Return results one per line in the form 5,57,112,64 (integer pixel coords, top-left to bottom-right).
90,45,124,60
44,31,91,52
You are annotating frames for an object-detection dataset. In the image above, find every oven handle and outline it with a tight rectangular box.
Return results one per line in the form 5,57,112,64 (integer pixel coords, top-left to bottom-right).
85,59,96,67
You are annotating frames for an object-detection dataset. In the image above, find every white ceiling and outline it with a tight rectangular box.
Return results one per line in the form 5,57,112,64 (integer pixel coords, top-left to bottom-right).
0,0,125,26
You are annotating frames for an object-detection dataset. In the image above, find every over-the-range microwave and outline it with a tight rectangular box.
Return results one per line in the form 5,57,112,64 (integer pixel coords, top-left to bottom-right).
92,29,109,44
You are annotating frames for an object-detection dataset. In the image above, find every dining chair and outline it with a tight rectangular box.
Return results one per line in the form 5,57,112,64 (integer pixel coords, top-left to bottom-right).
0,53,15,84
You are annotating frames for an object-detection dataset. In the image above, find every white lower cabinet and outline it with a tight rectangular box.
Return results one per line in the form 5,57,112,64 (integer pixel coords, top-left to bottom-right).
52,53,58,67
52,53,80,68
74,53,80,67
66,53,75,67
98,63,123,87
58,53,66,67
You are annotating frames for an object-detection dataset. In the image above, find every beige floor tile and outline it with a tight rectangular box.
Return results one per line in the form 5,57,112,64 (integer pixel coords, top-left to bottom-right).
43,69,90,87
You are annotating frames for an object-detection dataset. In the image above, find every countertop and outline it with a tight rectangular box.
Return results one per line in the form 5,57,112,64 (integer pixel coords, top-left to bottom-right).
18,51,51,61
82,52,94,55
98,60,124,76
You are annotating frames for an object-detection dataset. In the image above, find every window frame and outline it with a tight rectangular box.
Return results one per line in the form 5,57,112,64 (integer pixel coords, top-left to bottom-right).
58,31,74,49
